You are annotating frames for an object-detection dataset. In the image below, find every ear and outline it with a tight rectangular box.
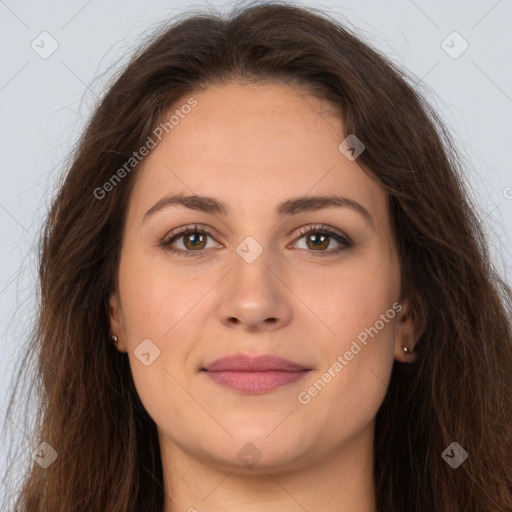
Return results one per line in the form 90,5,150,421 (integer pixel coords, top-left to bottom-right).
108,293,127,353
394,295,424,363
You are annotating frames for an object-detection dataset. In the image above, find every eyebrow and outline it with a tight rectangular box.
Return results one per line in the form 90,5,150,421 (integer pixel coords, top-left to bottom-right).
143,193,375,230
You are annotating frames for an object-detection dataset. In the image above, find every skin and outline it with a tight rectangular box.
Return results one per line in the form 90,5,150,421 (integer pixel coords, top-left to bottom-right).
109,81,422,512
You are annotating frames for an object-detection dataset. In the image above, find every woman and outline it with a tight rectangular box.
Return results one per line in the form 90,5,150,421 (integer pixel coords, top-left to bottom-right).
3,1,511,511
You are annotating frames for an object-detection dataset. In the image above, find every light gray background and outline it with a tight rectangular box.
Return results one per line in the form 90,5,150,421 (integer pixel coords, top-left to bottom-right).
1,0,511,502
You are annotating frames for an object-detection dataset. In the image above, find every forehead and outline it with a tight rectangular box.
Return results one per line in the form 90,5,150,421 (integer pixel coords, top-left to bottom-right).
167,81,343,154
128,81,386,229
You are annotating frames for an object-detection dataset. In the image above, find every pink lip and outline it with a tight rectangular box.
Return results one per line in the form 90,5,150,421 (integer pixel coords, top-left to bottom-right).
202,354,311,394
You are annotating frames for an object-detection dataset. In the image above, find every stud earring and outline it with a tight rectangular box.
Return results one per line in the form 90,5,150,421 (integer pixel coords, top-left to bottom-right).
111,334,118,345
403,344,419,363
402,332,414,354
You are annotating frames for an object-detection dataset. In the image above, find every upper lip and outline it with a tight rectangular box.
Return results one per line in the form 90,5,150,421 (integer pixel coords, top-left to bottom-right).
202,353,309,372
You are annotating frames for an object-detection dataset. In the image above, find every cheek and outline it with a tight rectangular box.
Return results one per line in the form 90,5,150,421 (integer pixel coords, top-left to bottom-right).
294,251,398,421
118,247,195,341
297,312,396,450
116,249,209,418
300,250,400,349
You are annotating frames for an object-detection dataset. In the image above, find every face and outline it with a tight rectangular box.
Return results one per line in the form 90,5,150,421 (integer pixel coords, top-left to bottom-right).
109,81,417,474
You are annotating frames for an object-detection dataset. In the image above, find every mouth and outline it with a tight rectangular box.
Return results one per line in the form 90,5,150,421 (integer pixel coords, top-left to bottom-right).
201,353,312,394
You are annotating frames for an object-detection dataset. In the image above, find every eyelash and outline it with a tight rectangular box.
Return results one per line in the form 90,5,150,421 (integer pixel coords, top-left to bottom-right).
160,223,353,258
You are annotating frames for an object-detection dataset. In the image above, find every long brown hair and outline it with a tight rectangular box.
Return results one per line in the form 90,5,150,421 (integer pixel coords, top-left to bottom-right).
3,1,511,510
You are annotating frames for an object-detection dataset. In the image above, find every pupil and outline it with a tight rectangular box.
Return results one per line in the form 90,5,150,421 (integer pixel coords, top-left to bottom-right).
308,233,330,250
190,233,202,246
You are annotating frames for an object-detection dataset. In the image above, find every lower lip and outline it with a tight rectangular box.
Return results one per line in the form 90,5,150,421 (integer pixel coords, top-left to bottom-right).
203,370,310,393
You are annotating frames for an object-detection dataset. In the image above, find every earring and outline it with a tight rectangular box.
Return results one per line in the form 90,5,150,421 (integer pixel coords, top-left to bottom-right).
402,332,413,354
111,334,118,345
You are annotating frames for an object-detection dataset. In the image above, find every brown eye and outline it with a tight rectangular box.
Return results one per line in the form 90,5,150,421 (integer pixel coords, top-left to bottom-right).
181,231,207,250
292,224,352,256
304,232,330,250
161,225,218,257
161,223,352,258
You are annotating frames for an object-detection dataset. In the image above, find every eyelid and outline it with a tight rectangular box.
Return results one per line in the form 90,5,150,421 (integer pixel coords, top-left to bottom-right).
163,223,217,239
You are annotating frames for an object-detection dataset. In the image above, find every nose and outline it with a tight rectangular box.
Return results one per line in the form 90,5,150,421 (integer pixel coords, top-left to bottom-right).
216,252,293,333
